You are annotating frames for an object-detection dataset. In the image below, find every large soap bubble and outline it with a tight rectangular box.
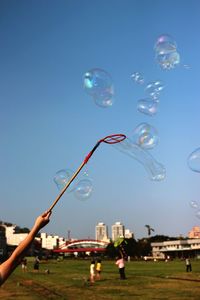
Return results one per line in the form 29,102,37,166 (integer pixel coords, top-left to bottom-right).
54,169,78,192
83,68,114,108
74,178,93,200
187,148,200,173
113,138,166,181
137,98,159,116
131,123,159,150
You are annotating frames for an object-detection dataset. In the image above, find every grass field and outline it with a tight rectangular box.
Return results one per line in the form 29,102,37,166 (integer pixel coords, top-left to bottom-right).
1,258,200,299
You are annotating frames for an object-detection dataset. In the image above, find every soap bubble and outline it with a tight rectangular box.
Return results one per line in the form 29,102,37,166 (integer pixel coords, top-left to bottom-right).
187,148,200,173
196,210,200,219
190,200,198,209
113,137,166,181
137,98,159,116
83,68,114,107
74,178,93,200
154,34,180,70
145,81,164,100
156,51,180,70
94,88,114,108
154,34,177,55
131,72,144,85
54,169,78,192
131,123,159,149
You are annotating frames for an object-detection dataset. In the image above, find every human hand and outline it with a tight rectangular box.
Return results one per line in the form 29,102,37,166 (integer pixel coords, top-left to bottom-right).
34,211,52,231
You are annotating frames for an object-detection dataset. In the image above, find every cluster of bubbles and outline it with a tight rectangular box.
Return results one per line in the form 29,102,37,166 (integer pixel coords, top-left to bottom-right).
83,68,114,108
54,169,93,200
130,70,166,179
131,71,164,116
190,201,200,219
154,34,180,70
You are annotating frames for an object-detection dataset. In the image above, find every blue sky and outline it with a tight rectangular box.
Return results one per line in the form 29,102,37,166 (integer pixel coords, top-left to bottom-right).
1,0,200,240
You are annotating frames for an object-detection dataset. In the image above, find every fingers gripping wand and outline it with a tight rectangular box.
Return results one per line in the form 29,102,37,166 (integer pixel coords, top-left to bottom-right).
48,134,126,212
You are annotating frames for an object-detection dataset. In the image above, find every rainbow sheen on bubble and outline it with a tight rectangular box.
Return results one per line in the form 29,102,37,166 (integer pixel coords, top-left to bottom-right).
83,68,114,108
154,34,177,55
187,148,200,173
137,98,159,116
131,123,159,150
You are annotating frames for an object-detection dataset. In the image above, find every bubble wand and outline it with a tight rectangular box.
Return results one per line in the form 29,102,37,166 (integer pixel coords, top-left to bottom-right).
48,134,126,212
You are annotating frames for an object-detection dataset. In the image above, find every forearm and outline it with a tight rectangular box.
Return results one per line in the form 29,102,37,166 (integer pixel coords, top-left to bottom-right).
0,224,39,285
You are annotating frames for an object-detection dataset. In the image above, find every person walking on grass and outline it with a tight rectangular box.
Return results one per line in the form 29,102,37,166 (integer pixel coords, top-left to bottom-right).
115,256,126,280
90,260,96,283
185,257,192,272
96,259,102,280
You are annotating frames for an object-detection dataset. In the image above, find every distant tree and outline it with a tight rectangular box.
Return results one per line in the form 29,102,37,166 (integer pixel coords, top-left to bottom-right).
105,242,117,258
137,238,152,257
145,225,155,237
14,226,30,233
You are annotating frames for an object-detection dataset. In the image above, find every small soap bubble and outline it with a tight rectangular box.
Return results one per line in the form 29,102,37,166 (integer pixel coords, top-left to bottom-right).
190,200,198,209
131,72,144,85
131,123,159,149
74,178,93,200
196,210,200,219
137,98,159,116
145,81,164,100
187,148,200,173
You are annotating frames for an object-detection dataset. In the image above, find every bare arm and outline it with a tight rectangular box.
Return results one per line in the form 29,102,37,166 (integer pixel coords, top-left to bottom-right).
0,211,51,286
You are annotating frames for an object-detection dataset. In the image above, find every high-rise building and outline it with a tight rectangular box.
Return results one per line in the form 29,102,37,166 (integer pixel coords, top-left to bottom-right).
112,222,125,241
125,229,134,239
95,222,109,241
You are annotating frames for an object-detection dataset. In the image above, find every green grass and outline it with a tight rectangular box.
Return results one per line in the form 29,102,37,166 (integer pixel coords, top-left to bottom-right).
1,258,200,299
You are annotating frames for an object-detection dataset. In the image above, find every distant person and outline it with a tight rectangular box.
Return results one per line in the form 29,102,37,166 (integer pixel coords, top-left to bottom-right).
0,211,51,286
185,257,192,272
115,256,126,280
90,260,96,283
33,256,40,272
96,259,102,280
21,257,27,272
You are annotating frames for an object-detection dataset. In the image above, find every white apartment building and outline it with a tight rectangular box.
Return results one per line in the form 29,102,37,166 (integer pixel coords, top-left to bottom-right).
112,222,125,241
95,222,109,242
151,239,200,259
40,233,66,250
3,224,28,246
